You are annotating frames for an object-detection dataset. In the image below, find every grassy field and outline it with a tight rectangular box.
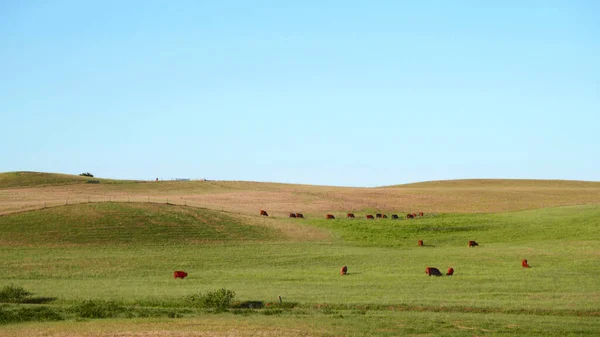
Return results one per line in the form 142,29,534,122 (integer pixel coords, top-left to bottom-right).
1,172,599,336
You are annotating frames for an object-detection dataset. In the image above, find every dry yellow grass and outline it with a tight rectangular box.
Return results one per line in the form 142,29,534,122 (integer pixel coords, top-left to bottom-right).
0,318,317,337
1,173,599,216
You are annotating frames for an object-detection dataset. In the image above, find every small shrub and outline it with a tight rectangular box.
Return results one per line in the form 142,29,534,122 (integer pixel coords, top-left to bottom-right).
79,172,94,177
72,300,124,318
0,285,32,303
185,288,236,312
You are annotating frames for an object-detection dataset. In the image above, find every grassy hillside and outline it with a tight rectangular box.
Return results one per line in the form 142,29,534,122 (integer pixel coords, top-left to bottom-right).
0,203,281,246
0,172,138,189
305,205,600,247
1,172,600,216
389,178,600,188
1,205,598,309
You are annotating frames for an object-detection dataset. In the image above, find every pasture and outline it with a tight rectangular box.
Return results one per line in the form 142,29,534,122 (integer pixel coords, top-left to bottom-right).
1,172,599,336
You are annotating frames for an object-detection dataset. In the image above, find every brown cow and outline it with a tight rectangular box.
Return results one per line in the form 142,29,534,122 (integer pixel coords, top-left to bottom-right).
406,213,415,219
289,213,296,218
391,214,399,219
295,213,304,218
418,240,423,246
260,210,268,217
366,214,374,219
382,214,388,218
340,265,348,275
418,212,424,217
174,271,188,279
347,213,355,218
468,240,479,247
446,267,454,276
376,213,382,218
522,259,530,268
425,267,443,276
412,213,417,218
326,214,335,219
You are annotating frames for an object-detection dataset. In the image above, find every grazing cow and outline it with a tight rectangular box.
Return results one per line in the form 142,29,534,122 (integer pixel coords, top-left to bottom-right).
295,213,304,218
382,214,388,218
391,214,399,219
376,213,382,218
260,210,268,217
340,266,348,275
419,212,424,217
347,213,355,218
366,214,375,219
289,213,296,218
522,259,530,268
468,240,479,247
446,268,454,276
326,214,335,219
412,213,417,218
406,213,415,219
173,271,188,279
418,240,424,247
425,267,443,276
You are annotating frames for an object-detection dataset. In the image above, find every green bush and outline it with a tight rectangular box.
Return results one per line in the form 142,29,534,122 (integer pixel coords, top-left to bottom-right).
71,300,124,318
0,285,32,303
185,288,236,312
79,172,94,177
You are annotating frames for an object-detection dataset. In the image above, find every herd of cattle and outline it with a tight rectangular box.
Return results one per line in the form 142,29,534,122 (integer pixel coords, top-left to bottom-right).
259,210,425,219
172,210,531,280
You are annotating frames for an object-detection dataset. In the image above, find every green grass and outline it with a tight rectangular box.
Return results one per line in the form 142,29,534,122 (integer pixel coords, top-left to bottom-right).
0,203,599,335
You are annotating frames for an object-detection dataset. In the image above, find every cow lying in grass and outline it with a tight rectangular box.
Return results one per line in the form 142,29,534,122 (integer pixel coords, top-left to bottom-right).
522,259,530,268
468,240,479,247
446,268,454,276
340,266,348,275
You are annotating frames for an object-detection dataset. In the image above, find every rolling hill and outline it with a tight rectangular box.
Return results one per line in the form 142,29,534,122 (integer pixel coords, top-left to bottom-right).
1,172,599,216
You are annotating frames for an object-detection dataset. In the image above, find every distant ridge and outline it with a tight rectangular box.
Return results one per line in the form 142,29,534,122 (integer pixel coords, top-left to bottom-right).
2,171,600,190
384,179,600,189
1,172,600,214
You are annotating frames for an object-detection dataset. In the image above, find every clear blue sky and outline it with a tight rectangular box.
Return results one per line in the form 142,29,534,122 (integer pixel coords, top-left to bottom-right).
1,0,599,186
